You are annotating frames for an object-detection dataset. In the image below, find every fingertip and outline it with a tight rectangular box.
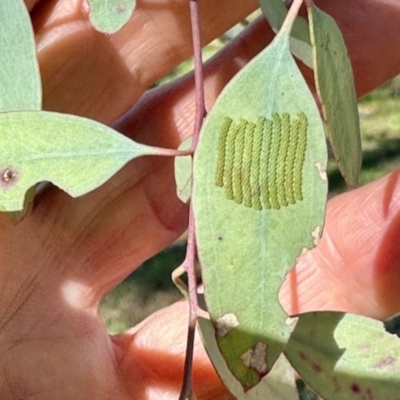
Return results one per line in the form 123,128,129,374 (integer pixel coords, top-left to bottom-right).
281,170,400,320
114,301,231,400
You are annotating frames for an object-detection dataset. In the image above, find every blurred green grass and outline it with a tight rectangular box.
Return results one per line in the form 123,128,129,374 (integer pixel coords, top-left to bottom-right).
100,44,400,334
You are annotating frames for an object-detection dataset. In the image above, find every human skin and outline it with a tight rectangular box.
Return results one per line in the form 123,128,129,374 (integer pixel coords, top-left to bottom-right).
1,0,400,399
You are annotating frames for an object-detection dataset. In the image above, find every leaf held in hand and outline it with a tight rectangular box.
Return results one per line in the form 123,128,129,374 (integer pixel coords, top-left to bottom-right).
193,3,328,390
0,111,171,212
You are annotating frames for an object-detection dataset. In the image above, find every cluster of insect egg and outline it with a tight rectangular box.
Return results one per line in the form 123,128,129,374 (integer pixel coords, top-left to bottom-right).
215,112,308,210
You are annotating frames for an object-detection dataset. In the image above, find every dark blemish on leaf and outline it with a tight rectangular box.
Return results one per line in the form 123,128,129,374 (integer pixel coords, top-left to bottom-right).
241,342,268,375
373,356,397,369
351,384,361,393
217,236,223,241
298,351,308,361
0,166,18,188
312,363,322,373
116,3,125,14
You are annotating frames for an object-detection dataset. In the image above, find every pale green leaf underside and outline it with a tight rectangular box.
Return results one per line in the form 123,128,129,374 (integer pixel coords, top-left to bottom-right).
193,29,327,389
308,3,362,187
258,0,313,68
285,312,400,399
0,0,41,112
88,0,136,33
0,111,165,212
174,136,192,204
197,297,299,400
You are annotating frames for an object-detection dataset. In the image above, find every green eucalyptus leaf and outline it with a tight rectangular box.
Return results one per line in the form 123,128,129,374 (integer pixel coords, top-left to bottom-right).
174,136,192,204
307,2,362,187
0,0,41,112
285,312,400,400
193,9,327,390
88,0,136,33
258,0,313,68
198,304,299,400
0,111,172,212
198,293,298,399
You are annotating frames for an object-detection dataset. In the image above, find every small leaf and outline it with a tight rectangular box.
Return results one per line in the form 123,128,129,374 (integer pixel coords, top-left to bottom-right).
197,295,299,400
0,111,173,212
193,3,327,390
258,0,313,68
307,2,362,187
0,0,42,112
88,0,136,33
285,312,400,399
174,136,192,204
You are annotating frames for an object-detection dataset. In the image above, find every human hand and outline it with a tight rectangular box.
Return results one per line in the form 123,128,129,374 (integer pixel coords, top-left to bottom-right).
1,1,400,399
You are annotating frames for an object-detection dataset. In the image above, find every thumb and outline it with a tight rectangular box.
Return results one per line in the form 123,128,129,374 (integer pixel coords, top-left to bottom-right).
113,301,235,400
280,169,400,320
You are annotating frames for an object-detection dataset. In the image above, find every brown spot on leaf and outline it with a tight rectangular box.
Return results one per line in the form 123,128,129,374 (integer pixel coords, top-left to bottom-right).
0,166,18,188
312,362,322,373
366,388,374,400
116,3,125,14
298,351,308,361
373,356,397,369
351,383,361,393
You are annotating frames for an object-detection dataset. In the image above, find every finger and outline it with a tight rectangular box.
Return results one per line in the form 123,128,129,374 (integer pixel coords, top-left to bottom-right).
280,170,400,320
114,301,234,400
31,0,258,124
31,0,400,126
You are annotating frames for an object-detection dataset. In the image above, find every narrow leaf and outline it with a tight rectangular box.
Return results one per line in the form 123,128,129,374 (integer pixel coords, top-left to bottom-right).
193,4,327,390
0,111,172,212
307,2,362,187
258,0,313,68
0,0,41,112
285,312,400,400
88,0,136,33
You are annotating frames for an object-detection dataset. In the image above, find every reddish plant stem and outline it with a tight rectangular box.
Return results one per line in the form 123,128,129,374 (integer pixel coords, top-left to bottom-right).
178,1,207,399
189,0,207,151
